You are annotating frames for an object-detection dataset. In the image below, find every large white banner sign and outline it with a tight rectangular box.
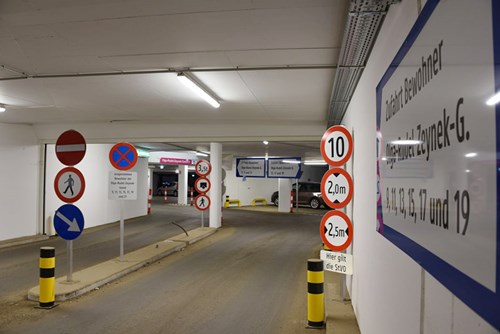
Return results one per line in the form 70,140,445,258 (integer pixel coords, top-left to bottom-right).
376,0,499,329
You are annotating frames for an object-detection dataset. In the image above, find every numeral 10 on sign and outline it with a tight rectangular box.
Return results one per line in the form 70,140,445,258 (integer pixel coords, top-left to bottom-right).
321,125,353,166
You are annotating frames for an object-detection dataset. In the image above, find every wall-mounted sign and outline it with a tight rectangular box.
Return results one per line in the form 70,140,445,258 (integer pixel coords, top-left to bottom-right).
236,158,266,178
376,0,499,329
160,157,192,165
267,157,302,179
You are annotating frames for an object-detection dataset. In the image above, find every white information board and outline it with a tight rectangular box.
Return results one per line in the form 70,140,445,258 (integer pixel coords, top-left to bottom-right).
108,171,137,200
376,0,499,329
320,250,353,275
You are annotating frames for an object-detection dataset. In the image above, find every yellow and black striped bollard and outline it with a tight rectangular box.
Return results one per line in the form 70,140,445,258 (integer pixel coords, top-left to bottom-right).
38,247,56,309
307,259,325,328
225,195,230,208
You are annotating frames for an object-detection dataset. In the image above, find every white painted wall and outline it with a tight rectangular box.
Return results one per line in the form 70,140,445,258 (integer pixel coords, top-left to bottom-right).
0,124,40,241
342,0,497,333
45,144,148,234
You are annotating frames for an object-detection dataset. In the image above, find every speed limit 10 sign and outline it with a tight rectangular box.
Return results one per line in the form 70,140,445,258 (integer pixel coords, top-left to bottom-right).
320,210,353,251
320,125,353,166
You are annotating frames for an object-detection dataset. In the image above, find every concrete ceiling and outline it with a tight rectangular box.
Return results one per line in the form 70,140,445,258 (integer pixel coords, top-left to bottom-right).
0,0,350,160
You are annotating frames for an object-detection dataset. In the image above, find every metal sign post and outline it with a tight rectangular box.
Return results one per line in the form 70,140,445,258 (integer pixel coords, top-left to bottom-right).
120,201,125,261
109,143,138,262
67,240,73,282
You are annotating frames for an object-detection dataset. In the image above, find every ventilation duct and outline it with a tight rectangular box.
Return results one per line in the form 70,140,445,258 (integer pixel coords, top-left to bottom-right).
327,0,401,126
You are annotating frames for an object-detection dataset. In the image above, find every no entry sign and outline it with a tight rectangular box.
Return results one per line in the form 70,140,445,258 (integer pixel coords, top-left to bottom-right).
54,167,85,203
109,143,138,171
55,130,86,166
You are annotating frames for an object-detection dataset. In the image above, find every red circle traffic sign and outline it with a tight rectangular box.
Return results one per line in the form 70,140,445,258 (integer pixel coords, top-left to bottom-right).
55,130,87,166
321,168,353,209
109,143,138,171
194,177,211,194
195,160,212,177
54,167,86,203
320,210,353,251
194,194,211,211
320,125,353,166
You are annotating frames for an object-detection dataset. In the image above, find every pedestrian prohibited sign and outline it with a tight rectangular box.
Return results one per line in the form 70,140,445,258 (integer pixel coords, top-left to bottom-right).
320,125,353,166
195,159,211,177
321,168,353,209
54,204,85,240
54,167,85,203
194,194,211,211
109,143,138,171
320,210,353,251
194,177,211,194
55,129,87,166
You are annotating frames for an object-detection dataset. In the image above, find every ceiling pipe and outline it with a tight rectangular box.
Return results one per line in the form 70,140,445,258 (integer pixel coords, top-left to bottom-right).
0,64,338,81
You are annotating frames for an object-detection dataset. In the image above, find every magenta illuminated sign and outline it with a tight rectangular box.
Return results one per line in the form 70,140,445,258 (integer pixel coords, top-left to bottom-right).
160,157,193,165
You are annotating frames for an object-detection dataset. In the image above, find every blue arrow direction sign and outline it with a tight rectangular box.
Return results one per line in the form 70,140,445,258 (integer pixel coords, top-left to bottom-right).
267,157,302,178
54,204,85,240
236,158,266,178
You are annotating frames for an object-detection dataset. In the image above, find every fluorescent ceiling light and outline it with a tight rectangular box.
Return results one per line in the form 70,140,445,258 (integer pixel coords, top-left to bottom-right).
263,140,269,145
0,105,5,112
177,73,220,108
196,152,208,157
282,159,301,164
304,160,327,165
390,139,423,145
160,165,164,169
486,92,500,106
465,152,477,158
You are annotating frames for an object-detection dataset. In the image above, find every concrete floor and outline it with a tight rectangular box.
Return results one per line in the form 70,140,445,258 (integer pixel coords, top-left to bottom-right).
1,199,359,333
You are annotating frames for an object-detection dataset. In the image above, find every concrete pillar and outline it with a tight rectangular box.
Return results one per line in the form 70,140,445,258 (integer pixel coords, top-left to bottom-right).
278,178,293,212
178,165,188,205
209,143,222,228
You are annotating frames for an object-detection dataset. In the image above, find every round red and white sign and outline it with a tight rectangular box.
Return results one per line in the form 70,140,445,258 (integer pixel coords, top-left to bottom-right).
54,167,86,203
195,160,212,177
321,168,353,209
55,130,87,166
320,210,353,251
194,194,211,211
320,125,353,166
194,177,211,194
